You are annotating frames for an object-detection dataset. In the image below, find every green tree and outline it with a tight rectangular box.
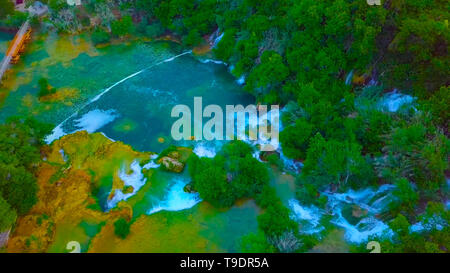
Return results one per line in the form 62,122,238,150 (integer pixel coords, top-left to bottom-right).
0,117,51,215
390,178,418,214
144,22,165,38
302,133,370,190
49,0,66,12
0,196,16,232
91,28,111,45
0,165,37,215
0,0,14,19
427,86,449,128
189,155,235,207
280,118,313,159
247,50,289,92
37,77,56,98
240,231,275,253
114,218,130,239
257,203,298,237
182,29,202,46
213,29,237,61
111,16,134,37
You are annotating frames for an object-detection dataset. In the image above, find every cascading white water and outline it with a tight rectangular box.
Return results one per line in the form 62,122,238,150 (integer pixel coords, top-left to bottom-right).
378,89,415,112
147,177,201,215
289,185,396,243
106,160,147,209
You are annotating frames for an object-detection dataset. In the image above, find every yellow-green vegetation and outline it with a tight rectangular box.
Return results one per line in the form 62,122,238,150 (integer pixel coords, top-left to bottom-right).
6,131,241,253
88,207,220,253
38,87,80,106
6,131,152,252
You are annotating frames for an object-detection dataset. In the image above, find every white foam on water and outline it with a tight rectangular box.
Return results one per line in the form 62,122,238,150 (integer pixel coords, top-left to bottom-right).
59,149,68,162
289,185,396,243
212,32,224,48
410,222,424,233
73,109,118,133
193,142,217,158
410,214,446,234
327,185,395,243
252,150,263,162
143,155,160,169
345,70,354,85
199,58,225,65
163,51,192,63
100,132,116,142
45,124,66,144
90,70,146,103
236,75,245,85
107,160,147,210
326,184,395,215
147,177,201,215
333,214,392,243
279,151,303,172
379,90,415,112
288,199,324,234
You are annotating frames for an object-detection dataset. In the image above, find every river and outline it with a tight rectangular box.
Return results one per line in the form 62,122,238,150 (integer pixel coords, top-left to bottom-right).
1,30,401,252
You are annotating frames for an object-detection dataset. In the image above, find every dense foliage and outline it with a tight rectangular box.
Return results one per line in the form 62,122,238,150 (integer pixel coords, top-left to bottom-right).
188,141,303,252
0,117,51,232
37,77,57,98
188,141,269,207
114,218,131,239
0,0,14,20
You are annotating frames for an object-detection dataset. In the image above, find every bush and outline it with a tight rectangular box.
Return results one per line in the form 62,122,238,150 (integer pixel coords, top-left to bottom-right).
0,0,14,19
390,178,418,214
114,218,130,239
111,15,134,37
0,195,16,232
0,117,51,215
182,29,202,47
145,22,165,38
91,28,111,45
189,155,236,207
280,118,313,160
49,0,66,13
0,11,27,28
189,141,271,208
240,231,275,253
255,185,279,209
257,203,298,237
37,77,56,98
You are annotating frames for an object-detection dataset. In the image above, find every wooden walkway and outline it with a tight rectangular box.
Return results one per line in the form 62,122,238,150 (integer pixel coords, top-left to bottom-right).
0,20,31,84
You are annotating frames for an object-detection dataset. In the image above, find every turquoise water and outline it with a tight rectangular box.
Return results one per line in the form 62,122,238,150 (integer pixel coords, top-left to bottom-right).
0,32,253,154
0,35,178,121
47,53,253,152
